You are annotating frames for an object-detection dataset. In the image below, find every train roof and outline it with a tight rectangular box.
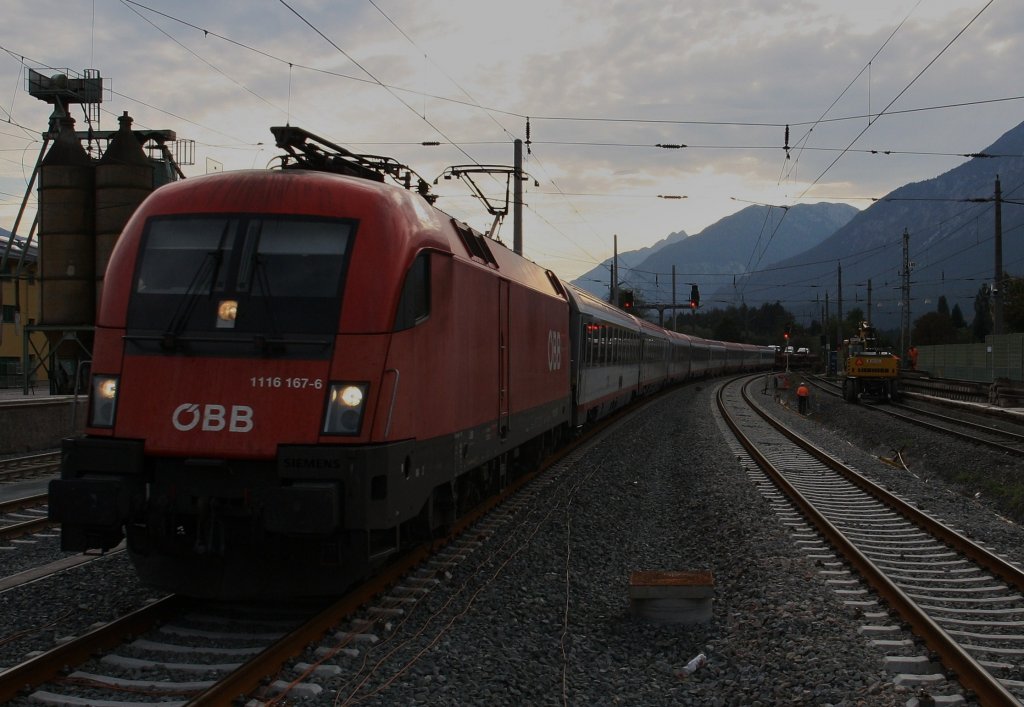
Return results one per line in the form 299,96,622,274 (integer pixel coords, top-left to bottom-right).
100,168,567,330
562,282,641,330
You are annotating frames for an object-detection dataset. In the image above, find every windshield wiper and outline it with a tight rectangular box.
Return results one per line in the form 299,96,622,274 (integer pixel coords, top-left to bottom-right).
250,255,287,355
161,223,231,351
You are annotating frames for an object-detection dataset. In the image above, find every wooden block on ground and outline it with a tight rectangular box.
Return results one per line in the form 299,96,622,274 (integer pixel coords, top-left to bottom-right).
629,570,714,624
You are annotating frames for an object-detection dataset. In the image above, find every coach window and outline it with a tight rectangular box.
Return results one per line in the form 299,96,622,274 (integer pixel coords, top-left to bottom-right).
394,252,431,331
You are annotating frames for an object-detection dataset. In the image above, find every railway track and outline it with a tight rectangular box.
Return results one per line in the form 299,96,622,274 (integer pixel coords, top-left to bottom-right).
0,478,554,704
0,594,336,705
0,519,454,704
0,495,51,542
0,451,59,484
0,387,645,704
0,452,59,543
719,374,1024,704
812,377,1024,456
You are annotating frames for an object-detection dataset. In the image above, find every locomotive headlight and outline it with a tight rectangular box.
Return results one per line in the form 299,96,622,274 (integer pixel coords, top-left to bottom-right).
322,382,369,435
97,378,118,399
216,299,238,329
89,374,120,428
338,385,364,407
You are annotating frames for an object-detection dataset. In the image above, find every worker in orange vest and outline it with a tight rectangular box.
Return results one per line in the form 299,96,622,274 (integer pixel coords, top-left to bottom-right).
909,346,919,370
796,382,810,414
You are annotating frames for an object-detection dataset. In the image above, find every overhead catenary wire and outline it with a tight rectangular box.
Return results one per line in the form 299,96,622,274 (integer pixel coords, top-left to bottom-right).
73,4,1024,145
0,3,1020,299
276,0,480,168
0,43,249,149
730,1,992,307
119,0,288,120
780,0,922,186
352,3,608,268
275,0,610,270
796,0,996,202
724,0,1003,311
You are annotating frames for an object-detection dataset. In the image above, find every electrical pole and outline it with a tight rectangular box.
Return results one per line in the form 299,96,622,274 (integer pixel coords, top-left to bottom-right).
900,228,912,365
836,262,843,356
993,175,1004,336
825,291,831,374
513,139,523,255
867,279,872,327
610,235,618,306
671,265,677,331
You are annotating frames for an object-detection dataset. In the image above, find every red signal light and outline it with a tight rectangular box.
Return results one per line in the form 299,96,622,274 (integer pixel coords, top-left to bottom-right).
689,299,697,310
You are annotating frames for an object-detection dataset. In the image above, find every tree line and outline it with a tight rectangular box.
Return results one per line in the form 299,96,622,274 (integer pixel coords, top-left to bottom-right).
637,276,1024,351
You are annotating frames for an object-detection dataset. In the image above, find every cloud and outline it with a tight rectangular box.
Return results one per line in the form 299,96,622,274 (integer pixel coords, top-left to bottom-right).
1,0,1021,281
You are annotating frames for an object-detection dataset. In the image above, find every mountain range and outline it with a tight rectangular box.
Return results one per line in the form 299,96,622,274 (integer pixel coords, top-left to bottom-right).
571,203,857,305
572,119,1024,331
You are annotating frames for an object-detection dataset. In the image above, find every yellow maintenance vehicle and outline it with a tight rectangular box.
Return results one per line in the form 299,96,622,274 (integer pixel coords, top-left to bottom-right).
841,322,900,403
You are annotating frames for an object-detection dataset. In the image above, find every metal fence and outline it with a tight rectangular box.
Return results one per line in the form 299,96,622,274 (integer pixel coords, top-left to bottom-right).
918,333,1024,384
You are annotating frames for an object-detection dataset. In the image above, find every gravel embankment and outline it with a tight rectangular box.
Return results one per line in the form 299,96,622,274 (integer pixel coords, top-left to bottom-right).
4,376,1022,705
0,551,157,672
308,378,1014,706
777,376,1024,557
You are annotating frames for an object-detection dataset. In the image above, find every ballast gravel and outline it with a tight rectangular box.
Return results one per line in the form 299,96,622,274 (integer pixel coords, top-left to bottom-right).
1,376,1022,706
306,379,1022,706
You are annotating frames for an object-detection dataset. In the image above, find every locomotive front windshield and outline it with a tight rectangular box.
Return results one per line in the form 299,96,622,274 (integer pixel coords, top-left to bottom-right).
126,214,354,357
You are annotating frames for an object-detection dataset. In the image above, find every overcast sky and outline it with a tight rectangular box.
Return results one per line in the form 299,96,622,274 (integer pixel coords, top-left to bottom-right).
1,0,1020,282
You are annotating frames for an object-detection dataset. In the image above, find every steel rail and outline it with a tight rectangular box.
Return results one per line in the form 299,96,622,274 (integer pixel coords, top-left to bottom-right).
0,451,60,483
718,376,1021,706
891,401,1024,442
811,378,1024,456
0,516,53,541
191,435,562,705
777,383,1024,588
0,451,60,469
0,595,185,702
193,380,668,704
0,492,48,515
882,406,1024,456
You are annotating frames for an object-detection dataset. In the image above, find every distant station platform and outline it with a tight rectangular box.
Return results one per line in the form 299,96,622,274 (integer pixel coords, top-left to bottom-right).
0,386,53,401
0,386,85,455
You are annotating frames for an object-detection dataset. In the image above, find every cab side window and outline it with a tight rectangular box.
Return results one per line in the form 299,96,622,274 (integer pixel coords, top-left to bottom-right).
395,252,431,331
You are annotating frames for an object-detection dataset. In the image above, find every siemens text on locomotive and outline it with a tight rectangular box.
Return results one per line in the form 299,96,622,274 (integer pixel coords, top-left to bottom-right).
49,126,774,598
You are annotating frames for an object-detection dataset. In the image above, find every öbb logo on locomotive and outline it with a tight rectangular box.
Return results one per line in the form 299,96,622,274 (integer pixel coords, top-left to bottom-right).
171,403,254,433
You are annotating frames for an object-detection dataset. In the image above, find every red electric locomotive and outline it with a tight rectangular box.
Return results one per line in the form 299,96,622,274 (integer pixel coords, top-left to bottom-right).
49,128,571,598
